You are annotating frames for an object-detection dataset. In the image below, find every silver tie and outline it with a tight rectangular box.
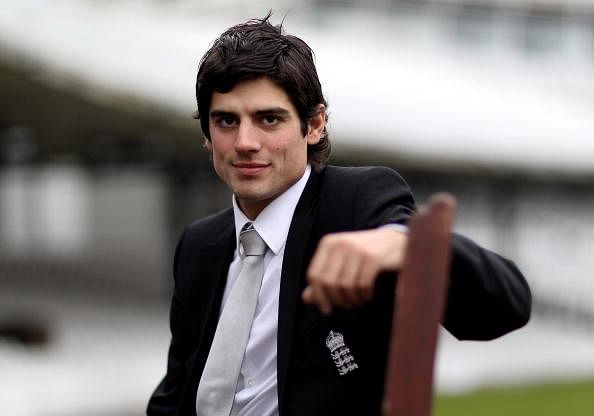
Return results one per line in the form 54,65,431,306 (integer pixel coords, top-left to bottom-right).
196,222,267,416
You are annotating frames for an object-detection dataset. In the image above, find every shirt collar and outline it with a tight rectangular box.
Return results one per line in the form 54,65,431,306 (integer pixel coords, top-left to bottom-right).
233,164,311,255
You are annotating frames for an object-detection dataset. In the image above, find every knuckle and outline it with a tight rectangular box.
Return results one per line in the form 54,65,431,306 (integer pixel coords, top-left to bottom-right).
306,270,318,283
365,255,381,270
321,234,352,251
355,279,371,291
338,279,352,291
318,277,334,290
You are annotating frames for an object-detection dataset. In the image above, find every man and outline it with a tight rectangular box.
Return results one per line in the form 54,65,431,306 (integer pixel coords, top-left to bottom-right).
148,15,531,416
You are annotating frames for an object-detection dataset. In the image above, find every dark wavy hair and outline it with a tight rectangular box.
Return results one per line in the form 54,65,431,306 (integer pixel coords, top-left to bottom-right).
195,14,331,169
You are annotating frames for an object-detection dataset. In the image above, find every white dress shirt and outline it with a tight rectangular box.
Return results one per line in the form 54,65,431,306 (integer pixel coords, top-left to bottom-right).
220,165,311,416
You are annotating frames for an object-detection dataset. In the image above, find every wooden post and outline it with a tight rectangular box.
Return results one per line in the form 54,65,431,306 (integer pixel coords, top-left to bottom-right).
383,193,456,416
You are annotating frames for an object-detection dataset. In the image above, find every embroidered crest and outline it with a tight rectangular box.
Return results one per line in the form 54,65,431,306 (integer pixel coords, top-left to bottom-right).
325,330,359,376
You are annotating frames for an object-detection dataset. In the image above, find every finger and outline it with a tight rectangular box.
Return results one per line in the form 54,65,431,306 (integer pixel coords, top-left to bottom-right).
313,243,355,309
307,235,334,282
302,285,315,304
334,252,366,307
306,236,348,314
303,284,333,315
355,255,381,302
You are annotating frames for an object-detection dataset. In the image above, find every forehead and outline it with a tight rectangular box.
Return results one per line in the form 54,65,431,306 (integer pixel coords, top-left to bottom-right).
210,77,296,113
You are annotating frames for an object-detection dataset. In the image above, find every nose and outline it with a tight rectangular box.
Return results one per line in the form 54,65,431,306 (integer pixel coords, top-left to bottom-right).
234,122,261,153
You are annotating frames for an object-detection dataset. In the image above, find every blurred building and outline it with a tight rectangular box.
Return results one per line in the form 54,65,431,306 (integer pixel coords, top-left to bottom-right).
1,0,594,414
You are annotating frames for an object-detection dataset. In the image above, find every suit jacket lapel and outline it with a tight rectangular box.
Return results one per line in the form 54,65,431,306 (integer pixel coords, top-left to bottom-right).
197,223,236,347
277,168,322,410
180,216,236,414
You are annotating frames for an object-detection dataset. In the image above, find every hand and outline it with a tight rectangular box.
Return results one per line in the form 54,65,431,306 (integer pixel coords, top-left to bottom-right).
302,228,408,314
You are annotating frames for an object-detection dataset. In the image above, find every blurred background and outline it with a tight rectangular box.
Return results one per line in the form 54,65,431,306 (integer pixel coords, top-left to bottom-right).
1,0,594,415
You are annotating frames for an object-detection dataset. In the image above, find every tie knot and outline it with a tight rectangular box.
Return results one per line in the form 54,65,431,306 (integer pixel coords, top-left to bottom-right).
240,223,267,256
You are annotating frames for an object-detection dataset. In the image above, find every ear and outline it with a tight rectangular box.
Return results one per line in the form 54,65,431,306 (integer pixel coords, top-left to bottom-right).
203,137,213,152
306,104,326,145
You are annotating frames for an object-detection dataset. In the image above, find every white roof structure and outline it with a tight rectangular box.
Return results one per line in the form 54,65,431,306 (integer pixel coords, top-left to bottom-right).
2,0,594,175
452,0,594,7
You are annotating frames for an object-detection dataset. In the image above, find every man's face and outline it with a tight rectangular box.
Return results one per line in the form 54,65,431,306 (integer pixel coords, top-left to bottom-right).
206,77,324,219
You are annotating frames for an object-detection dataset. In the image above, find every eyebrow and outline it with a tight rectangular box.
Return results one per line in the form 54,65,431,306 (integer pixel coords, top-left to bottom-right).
254,107,291,118
210,107,291,118
210,110,236,119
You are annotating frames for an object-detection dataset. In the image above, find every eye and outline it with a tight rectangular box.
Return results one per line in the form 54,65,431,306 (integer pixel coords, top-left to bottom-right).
261,115,280,126
215,116,237,128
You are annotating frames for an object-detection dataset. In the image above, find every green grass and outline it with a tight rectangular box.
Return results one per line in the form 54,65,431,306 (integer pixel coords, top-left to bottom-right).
434,380,594,416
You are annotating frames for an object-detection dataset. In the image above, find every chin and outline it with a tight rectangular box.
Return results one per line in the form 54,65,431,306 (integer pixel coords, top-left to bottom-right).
233,187,266,200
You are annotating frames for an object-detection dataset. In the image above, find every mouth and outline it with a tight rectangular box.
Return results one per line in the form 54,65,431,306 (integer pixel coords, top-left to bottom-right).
232,162,270,176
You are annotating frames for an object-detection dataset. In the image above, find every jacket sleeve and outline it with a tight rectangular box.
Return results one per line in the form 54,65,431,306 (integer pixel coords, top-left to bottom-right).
352,166,416,228
147,230,191,416
352,167,531,340
442,233,531,340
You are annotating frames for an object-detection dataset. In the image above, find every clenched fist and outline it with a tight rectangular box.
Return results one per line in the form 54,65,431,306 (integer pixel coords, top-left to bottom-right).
302,227,408,314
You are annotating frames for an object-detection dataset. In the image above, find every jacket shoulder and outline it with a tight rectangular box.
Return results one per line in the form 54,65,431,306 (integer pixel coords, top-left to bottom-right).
323,165,405,182
321,165,413,203
322,165,411,194
181,207,234,245
313,165,415,229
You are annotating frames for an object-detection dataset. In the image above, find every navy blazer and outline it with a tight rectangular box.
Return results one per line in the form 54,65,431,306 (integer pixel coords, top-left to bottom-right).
147,165,531,416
